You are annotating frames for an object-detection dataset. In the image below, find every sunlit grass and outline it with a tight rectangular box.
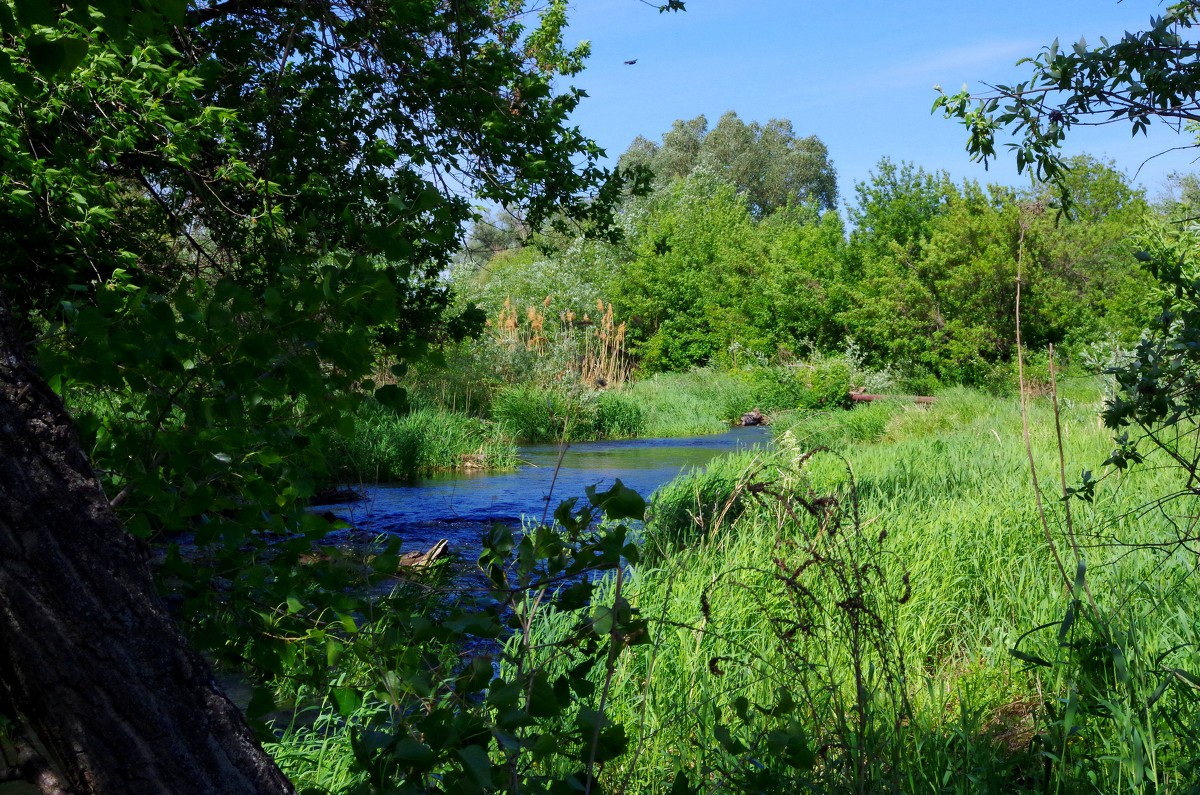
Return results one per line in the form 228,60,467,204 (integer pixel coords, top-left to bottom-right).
559,379,1200,792
323,403,517,482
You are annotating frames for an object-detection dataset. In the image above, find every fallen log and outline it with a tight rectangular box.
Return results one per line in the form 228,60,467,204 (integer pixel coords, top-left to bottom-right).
849,392,935,405
738,408,765,426
398,538,449,571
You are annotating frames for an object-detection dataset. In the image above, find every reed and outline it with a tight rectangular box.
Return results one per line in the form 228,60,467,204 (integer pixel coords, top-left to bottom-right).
623,369,754,437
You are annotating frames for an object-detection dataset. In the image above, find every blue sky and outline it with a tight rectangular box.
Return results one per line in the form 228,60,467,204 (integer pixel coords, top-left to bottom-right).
562,0,1195,208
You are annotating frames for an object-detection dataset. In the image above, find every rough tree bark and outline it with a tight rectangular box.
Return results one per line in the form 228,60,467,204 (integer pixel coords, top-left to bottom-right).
0,293,294,794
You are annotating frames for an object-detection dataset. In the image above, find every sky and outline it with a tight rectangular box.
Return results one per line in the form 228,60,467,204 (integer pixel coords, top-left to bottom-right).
561,0,1196,209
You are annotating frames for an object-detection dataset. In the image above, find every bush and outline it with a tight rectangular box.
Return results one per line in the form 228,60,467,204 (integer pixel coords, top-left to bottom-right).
802,357,852,409
741,360,852,413
743,366,809,413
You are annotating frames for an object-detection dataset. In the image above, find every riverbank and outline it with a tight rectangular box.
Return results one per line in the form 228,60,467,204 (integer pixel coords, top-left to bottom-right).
323,361,859,483
551,379,1200,792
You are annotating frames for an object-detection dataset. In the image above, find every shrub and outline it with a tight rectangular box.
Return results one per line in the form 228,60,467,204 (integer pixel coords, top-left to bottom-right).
802,357,852,409
741,360,852,413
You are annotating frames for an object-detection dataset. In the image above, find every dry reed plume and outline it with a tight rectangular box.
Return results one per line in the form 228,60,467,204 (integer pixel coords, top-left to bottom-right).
488,296,631,388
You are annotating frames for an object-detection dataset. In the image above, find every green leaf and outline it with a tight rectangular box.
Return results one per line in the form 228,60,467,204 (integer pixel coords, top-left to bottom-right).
392,739,436,766
373,384,408,412
0,5,16,35
669,771,699,795
455,744,494,789
592,724,628,762
57,37,89,74
26,37,66,78
246,686,275,719
591,604,614,636
713,723,746,754
766,722,815,770
585,479,646,521
331,687,362,717
1009,648,1052,668
1058,601,1075,648
526,671,562,718
158,0,187,24
325,638,343,668
14,0,56,27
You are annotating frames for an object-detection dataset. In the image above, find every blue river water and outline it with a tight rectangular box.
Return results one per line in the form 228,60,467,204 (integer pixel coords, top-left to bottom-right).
314,426,770,556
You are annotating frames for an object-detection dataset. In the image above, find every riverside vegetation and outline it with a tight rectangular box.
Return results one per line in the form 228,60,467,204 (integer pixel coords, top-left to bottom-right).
173,70,1200,795
264,377,1200,793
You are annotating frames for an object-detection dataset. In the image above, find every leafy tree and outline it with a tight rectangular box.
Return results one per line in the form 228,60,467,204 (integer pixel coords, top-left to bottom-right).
618,111,838,216
0,0,644,791
934,1,1200,197
937,0,1200,464
844,163,1148,385
846,159,956,270
840,162,956,378
613,170,766,370
754,203,849,354
1025,156,1157,344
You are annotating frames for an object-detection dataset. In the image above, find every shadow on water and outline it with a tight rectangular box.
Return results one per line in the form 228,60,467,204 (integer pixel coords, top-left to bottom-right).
314,426,770,558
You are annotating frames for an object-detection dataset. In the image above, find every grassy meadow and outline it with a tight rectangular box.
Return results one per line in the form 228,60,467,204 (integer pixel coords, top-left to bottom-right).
514,379,1200,793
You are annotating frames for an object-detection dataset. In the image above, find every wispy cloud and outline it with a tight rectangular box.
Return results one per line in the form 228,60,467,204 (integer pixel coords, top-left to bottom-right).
784,38,1043,110
868,39,1042,91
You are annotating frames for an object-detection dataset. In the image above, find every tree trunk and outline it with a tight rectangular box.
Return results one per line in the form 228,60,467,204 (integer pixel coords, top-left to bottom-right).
0,294,294,795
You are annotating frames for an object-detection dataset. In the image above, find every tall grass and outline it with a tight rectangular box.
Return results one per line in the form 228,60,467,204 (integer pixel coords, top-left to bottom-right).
622,369,753,437
489,369,755,443
323,402,517,482
538,379,1200,792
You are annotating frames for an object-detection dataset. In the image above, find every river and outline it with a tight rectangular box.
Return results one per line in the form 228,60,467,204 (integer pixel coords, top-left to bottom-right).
315,426,771,557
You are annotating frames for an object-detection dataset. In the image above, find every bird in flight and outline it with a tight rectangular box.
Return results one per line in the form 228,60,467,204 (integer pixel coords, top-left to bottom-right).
624,59,637,65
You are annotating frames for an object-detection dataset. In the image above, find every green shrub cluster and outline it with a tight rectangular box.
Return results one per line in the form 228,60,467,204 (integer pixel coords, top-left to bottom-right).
741,358,852,412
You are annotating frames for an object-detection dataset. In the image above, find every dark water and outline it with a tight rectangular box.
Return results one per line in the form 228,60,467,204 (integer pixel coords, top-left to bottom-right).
315,426,770,556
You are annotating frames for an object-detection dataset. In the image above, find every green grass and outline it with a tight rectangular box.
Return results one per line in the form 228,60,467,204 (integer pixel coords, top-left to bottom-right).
541,378,1200,793
323,402,517,482
488,369,754,442
622,368,753,437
